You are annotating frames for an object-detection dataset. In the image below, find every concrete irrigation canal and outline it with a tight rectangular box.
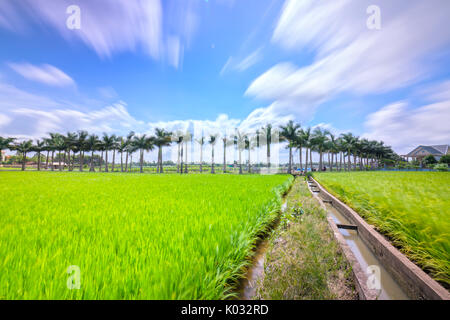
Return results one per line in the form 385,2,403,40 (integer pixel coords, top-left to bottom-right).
307,178,450,300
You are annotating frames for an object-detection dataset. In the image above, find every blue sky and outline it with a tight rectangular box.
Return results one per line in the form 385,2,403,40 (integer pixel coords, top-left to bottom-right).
0,0,449,162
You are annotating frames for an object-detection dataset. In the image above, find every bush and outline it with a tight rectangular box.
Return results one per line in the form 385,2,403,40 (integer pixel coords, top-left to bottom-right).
439,154,450,165
423,155,438,166
434,163,448,172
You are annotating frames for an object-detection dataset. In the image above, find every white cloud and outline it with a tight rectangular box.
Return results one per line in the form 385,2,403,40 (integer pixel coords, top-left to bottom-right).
220,48,263,75
8,63,75,87
363,82,450,155
246,0,450,125
0,0,204,69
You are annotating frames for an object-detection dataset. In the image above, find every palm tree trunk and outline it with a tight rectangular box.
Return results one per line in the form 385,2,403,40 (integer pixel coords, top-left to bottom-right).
184,141,188,174
121,152,124,172
199,145,203,173
100,151,103,172
305,148,309,173
112,150,116,172
223,143,226,173
180,143,184,174
37,152,41,171
319,150,323,171
59,152,62,171
90,151,95,172
51,151,55,171
248,148,251,173
125,152,129,172
239,149,242,174
310,149,313,171
159,147,163,173
79,151,84,172
288,146,292,174
140,149,144,173
22,152,26,171
347,150,351,171
267,143,271,169
45,150,49,170
299,146,303,171
105,150,109,172
211,146,215,174
177,144,180,173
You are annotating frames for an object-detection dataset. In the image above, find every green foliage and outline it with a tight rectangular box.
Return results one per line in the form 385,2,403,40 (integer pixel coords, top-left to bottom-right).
423,155,438,166
0,172,292,299
315,171,450,286
434,163,448,172
439,155,450,165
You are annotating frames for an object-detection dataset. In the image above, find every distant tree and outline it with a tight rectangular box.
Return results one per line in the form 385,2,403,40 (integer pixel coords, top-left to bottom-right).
154,128,172,173
423,155,438,167
32,140,46,171
208,134,218,174
13,140,33,171
439,154,450,165
0,137,15,164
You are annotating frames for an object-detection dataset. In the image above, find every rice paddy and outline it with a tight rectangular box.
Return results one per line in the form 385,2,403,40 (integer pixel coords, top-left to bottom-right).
314,171,450,286
0,172,292,299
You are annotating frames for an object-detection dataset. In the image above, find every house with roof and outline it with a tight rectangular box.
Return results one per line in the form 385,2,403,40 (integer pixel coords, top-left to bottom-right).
403,145,449,163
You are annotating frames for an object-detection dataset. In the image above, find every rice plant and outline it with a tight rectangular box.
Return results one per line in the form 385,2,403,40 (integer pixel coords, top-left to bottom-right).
0,172,292,299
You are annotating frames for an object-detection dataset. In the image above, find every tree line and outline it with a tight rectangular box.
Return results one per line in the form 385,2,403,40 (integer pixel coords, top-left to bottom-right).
0,120,397,173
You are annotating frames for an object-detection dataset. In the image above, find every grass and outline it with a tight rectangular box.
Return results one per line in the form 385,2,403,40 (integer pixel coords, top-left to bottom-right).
0,172,292,299
256,178,356,300
314,171,450,287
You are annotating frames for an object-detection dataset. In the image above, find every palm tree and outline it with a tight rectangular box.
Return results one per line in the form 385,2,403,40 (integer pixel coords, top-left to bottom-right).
76,131,88,172
86,134,100,172
117,137,126,172
0,137,15,165
173,132,184,173
245,134,256,173
196,135,205,173
102,134,117,172
133,135,155,173
301,127,311,172
33,140,45,171
260,124,273,169
52,134,66,171
183,131,192,174
208,134,217,174
235,130,246,174
311,127,330,172
340,133,356,171
127,142,139,173
280,120,301,174
154,128,172,173
294,128,305,171
222,135,228,173
124,131,134,172
327,133,339,171
63,132,77,171
13,140,33,171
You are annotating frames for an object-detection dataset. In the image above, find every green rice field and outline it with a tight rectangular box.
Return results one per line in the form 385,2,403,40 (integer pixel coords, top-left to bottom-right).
0,172,292,299
314,171,450,286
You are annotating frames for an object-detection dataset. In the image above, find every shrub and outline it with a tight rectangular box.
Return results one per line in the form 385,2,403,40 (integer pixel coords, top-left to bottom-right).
423,155,438,166
434,163,449,172
439,154,450,165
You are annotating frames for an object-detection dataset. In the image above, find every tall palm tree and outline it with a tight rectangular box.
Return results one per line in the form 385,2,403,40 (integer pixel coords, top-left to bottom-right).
222,135,228,173
52,134,66,171
76,131,88,172
0,137,15,165
245,134,256,173
208,134,217,174
302,127,311,172
260,124,273,169
327,133,339,172
117,137,126,172
123,131,134,172
280,120,301,174
196,135,205,173
127,142,139,173
63,132,77,171
183,131,192,174
294,128,305,171
102,134,117,172
340,133,356,171
86,134,100,172
311,127,330,172
133,135,155,173
13,140,33,171
235,130,246,174
154,128,172,173
172,132,184,173
33,139,45,171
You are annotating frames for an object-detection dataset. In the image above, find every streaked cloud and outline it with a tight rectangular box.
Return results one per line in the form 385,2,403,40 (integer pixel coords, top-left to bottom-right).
246,0,450,124
363,81,450,154
8,63,75,87
220,48,262,75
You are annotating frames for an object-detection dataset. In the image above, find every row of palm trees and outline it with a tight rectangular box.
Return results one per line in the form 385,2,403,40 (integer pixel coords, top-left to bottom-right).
0,122,397,173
